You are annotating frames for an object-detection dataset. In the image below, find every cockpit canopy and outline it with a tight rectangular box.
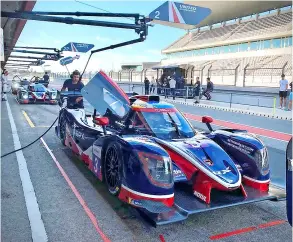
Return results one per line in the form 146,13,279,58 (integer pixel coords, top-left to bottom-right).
81,71,195,139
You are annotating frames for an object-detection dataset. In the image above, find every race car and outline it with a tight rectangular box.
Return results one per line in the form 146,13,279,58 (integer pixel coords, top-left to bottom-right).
16,82,58,104
11,75,30,94
55,71,284,225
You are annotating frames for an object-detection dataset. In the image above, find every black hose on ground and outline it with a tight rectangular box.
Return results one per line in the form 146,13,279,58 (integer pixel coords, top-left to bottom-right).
1,116,59,158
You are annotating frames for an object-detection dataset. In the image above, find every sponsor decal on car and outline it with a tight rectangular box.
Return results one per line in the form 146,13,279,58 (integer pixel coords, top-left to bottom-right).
225,138,254,155
172,163,187,181
213,167,231,175
128,198,142,207
93,146,102,158
194,190,207,202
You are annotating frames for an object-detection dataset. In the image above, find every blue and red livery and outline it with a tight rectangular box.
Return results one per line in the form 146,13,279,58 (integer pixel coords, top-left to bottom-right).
55,71,284,225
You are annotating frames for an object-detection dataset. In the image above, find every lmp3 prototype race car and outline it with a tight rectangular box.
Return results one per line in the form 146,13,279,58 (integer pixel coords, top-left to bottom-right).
15,82,58,104
11,75,30,94
55,71,284,225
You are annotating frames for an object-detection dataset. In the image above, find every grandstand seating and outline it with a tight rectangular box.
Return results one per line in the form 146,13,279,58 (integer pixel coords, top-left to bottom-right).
161,9,292,87
164,12,292,51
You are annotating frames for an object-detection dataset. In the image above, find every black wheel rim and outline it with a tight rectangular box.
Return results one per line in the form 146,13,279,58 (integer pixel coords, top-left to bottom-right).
105,147,120,191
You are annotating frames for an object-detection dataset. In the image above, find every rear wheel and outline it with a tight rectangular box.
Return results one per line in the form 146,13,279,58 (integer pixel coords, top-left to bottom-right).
104,142,123,196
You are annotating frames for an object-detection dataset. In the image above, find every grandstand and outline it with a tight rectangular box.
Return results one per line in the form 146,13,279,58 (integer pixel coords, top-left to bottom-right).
160,5,292,87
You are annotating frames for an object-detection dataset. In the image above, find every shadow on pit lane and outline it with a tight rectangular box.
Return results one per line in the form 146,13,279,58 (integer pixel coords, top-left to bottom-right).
61,149,146,223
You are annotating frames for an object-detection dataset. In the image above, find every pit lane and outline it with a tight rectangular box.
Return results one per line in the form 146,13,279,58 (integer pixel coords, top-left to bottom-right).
1,93,292,242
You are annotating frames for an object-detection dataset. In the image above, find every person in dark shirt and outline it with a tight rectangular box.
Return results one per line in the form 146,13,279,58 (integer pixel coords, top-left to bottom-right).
203,77,214,100
43,72,50,82
61,70,84,108
144,77,150,95
193,76,201,104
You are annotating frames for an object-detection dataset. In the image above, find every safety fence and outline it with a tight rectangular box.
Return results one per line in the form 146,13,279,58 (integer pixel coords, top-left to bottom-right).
117,83,280,109
49,66,292,88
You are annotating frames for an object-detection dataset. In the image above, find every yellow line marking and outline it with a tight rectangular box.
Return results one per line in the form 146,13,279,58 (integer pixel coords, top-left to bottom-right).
22,111,35,128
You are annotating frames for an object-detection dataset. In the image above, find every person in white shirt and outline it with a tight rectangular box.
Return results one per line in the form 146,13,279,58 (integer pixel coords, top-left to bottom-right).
1,70,9,101
279,74,289,109
169,77,176,100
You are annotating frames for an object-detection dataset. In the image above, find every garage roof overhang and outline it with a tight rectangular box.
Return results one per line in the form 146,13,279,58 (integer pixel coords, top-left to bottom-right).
1,1,36,68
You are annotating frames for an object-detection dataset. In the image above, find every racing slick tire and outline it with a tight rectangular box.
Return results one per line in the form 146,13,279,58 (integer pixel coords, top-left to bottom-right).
59,113,67,146
104,142,123,196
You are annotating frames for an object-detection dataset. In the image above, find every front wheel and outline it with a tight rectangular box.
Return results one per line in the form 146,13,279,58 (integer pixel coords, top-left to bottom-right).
104,142,123,196
59,113,66,146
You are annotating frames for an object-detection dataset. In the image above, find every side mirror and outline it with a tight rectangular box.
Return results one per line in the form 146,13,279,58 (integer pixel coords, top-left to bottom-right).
94,117,109,126
202,116,213,124
202,116,213,132
94,117,109,135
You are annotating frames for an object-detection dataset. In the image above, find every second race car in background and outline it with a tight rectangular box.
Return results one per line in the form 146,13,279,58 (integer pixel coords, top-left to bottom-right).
16,82,58,104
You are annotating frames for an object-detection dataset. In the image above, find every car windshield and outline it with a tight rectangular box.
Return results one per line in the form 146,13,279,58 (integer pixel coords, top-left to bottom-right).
131,109,195,140
32,84,46,92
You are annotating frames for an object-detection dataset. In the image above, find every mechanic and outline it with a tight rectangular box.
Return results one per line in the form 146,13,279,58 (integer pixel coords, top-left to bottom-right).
61,70,84,108
144,77,150,95
1,70,9,101
279,74,288,109
193,76,201,104
169,76,176,100
203,77,214,100
43,72,50,83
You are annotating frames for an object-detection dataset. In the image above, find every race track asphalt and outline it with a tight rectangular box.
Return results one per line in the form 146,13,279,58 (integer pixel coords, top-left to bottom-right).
1,92,292,242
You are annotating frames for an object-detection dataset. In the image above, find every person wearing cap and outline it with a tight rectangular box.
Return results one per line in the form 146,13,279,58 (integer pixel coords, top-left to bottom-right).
279,74,288,109
61,70,84,108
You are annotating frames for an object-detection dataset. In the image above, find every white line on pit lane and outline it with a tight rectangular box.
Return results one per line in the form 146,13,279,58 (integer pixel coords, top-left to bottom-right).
5,100,48,242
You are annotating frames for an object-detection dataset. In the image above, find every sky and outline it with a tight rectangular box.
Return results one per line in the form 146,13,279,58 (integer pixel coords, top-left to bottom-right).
15,1,187,73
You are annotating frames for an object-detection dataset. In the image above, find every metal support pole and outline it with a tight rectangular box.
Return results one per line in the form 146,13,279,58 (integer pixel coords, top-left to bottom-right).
243,64,249,87
208,65,212,78
118,71,121,82
234,64,240,86
141,69,145,82
1,11,143,31
128,70,131,82
200,65,206,85
230,93,232,108
156,69,159,82
282,61,288,75
190,66,195,85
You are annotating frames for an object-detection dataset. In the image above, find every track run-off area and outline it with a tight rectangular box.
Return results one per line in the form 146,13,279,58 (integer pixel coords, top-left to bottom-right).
1,84,292,241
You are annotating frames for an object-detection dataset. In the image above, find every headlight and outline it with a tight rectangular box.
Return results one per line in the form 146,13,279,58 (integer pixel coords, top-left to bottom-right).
22,93,28,99
137,151,173,188
51,93,57,99
253,147,269,175
12,83,19,88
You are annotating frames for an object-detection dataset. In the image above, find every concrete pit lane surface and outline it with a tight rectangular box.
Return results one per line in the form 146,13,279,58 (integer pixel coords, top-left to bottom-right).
1,93,292,242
